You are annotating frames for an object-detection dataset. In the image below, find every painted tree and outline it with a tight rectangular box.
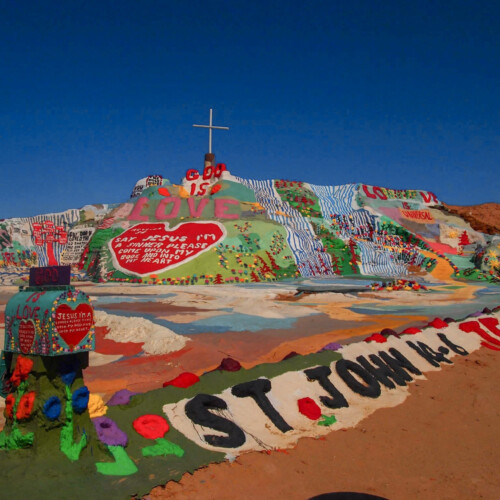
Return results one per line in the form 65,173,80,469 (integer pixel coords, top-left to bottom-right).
459,231,471,246
348,238,359,273
257,256,275,276
250,271,261,283
265,251,281,271
213,274,224,285
330,253,341,275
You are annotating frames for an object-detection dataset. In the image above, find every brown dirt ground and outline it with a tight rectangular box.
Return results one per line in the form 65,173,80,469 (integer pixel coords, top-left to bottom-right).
146,347,500,500
443,202,500,235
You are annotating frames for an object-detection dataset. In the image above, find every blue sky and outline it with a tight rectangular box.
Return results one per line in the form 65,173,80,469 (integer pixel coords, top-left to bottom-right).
1,0,498,218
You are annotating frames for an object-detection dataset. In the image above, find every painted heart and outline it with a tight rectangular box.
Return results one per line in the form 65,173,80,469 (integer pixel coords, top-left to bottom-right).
109,221,226,276
18,320,36,354
55,303,94,348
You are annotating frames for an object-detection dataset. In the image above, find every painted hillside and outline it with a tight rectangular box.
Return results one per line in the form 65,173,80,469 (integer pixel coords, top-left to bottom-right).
1,165,499,285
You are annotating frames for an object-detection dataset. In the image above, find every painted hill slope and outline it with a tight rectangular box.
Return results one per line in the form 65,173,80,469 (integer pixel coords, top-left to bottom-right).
0,167,498,285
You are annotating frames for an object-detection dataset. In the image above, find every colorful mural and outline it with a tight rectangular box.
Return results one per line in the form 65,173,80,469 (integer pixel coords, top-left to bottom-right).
0,167,498,285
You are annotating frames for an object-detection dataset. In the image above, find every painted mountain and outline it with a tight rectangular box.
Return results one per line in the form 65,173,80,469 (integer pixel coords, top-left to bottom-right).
1,166,499,286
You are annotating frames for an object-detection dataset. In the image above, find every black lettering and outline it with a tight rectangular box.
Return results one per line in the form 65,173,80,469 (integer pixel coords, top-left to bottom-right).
304,366,349,409
407,341,452,367
231,379,293,433
437,333,468,356
185,394,246,448
335,359,381,398
356,353,410,389
378,348,422,379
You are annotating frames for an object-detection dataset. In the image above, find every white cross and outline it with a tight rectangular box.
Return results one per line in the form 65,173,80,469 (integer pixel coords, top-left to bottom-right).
193,108,229,154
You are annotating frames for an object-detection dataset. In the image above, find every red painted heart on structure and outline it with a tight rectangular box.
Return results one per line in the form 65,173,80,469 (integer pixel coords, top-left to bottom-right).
18,320,36,354
55,303,93,348
109,221,226,276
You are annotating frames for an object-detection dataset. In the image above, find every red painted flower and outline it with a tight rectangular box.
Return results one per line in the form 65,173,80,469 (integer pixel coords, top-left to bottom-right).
16,392,36,420
10,356,34,387
298,397,322,420
4,394,15,419
133,414,169,440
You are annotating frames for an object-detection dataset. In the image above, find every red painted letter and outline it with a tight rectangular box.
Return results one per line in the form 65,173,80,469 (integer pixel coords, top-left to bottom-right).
186,169,199,181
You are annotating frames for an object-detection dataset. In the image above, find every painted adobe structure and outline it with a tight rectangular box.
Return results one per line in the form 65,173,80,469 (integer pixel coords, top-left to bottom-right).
1,166,499,285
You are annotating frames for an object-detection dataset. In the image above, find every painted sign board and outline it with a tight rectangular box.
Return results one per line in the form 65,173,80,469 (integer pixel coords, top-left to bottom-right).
29,265,71,287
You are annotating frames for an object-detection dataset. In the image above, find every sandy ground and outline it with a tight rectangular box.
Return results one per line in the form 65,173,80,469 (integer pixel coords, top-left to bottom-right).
147,346,500,500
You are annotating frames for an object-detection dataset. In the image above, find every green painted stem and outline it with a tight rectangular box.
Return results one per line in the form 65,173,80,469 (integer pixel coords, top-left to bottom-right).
141,437,185,458
318,414,337,427
96,445,138,476
60,385,87,461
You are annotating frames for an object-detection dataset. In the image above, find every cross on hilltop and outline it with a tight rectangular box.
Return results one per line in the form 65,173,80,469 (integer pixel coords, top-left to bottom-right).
193,109,229,156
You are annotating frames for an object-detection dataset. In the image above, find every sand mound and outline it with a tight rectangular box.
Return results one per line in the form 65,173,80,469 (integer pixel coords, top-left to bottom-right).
94,310,189,355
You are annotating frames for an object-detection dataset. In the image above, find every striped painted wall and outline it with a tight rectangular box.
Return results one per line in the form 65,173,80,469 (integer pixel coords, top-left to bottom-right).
308,183,359,217
235,177,333,277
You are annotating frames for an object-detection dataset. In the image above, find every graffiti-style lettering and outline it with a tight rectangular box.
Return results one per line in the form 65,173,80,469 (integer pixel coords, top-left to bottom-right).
186,164,227,196
186,169,199,182
186,198,209,218
128,197,150,221
110,222,226,276
399,209,435,223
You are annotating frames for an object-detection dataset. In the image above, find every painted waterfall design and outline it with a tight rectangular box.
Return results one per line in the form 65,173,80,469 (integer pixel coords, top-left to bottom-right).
235,177,333,276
